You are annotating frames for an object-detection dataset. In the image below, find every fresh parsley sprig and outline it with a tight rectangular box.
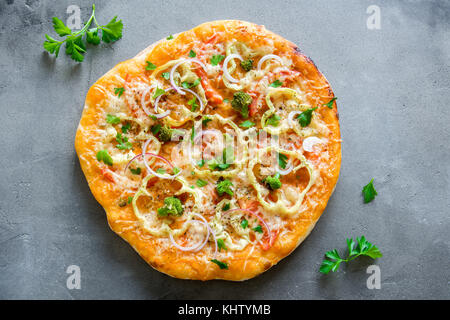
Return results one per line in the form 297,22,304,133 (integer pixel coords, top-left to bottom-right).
43,4,123,62
319,236,382,274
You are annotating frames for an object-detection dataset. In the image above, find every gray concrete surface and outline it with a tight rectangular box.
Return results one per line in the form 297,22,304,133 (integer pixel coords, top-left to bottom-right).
0,0,449,299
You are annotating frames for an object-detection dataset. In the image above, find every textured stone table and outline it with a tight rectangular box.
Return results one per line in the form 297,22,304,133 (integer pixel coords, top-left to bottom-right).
0,0,448,299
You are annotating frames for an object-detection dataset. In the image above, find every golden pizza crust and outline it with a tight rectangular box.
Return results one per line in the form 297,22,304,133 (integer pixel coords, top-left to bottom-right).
75,20,341,281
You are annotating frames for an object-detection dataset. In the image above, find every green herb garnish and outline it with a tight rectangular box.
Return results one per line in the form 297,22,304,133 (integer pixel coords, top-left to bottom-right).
145,61,157,70
278,153,288,169
323,97,337,109
96,150,113,166
297,107,317,127
319,236,382,274
217,239,227,251
196,179,208,187
362,179,377,203
270,80,283,88
241,219,248,229
106,114,120,124
153,87,166,99
115,133,132,150
129,167,141,175
252,225,263,233
211,259,228,269
210,54,225,66
188,50,196,57
239,120,255,128
121,123,131,134
161,72,170,80
216,179,233,196
266,114,280,127
114,87,124,97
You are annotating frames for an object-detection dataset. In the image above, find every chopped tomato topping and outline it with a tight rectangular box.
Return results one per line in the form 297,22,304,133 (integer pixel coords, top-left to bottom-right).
101,168,115,183
194,68,223,105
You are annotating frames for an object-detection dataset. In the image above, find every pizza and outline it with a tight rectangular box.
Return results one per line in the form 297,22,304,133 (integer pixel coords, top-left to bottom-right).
75,20,341,281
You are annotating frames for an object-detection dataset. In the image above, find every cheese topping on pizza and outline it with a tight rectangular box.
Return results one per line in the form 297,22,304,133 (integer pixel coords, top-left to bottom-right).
75,21,341,280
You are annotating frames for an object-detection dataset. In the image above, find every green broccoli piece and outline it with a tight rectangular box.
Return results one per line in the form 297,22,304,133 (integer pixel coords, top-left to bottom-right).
240,59,253,72
157,196,184,217
263,173,282,190
158,125,173,142
231,91,252,119
216,179,234,196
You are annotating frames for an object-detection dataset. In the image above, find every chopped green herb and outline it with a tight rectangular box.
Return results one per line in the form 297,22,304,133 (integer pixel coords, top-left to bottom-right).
153,87,166,99
197,159,205,167
319,236,382,274
157,196,183,217
239,120,255,128
43,4,123,62
129,167,141,175
211,259,228,269
270,80,283,88
323,97,337,109
222,203,230,211
188,97,199,112
106,114,120,124
210,54,225,66
252,225,263,233
266,114,280,127
278,153,288,169
114,87,124,97
362,179,377,203
216,179,233,196
188,50,196,57
241,219,248,229
231,91,252,118
166,35,174,40
196,179,208,187
115,133,132,150
240,59,253,71
173,167,181,175
161,72,170,80
217,239,227,251
121,122,131,134
156,168,166,174
202,117,212,127
151,124,161,135
182,78,201,89
127,196,133,204
223,98,229,103
145,61,157,70
96,150,113,166
297,107,317,127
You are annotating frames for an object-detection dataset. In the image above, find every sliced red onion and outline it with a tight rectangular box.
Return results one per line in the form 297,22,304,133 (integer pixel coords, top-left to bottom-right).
193,213,217,257
303,136,323,152
223,208,272,246
223,54,243,83
169,220,209,251
257,54,284,70
169,58,207,95
141,139,182,179
140,85,171,118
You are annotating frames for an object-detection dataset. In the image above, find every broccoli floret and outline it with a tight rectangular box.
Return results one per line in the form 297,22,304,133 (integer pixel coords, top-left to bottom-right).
158,125,173,142
264,173,282,190
240,59,253,72
216,179,234,197
157,196,184,217
231,91,252,119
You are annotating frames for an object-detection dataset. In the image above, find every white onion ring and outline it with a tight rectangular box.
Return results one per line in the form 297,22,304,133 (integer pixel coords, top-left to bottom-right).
277,161,294,175
223,54,243,83
192,213,217,257
140,85,171,118
257,54,284,70
142,139,182,179
169,220,209,251
288,110,302,125
169,58,207,95
303,136,323,152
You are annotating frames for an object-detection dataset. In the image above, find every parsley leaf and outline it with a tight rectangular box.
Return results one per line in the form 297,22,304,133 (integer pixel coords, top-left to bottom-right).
241,219,248,229
153,87,166,99
217,239,227,251
115,133,132,150
172,167,181,175
188,50,196,57
161,72,170,80
216,179,233,196
239,120,255,128
121,122,131,134
266,114,280,127
114,87,124,97
319,236,382,274
324,97,337,109
270,80,283,88
130,167,141,175
188,97,199,112
202,117,212,127
222,203,230,211
362,178,377,203
297,107,317,127
106,114,120,124
182,78,201,89
252,225,263,233
196,179,208,187
211,259,228,269
210,54,225,66
166,35,174,40
151,124,161,135
145,61,157,70
43,4,122,62
197,159,205,167
278,153,288,169
96,150,113,166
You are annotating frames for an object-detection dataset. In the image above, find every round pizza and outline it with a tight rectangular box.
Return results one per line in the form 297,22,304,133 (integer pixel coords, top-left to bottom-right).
75,20,341,281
